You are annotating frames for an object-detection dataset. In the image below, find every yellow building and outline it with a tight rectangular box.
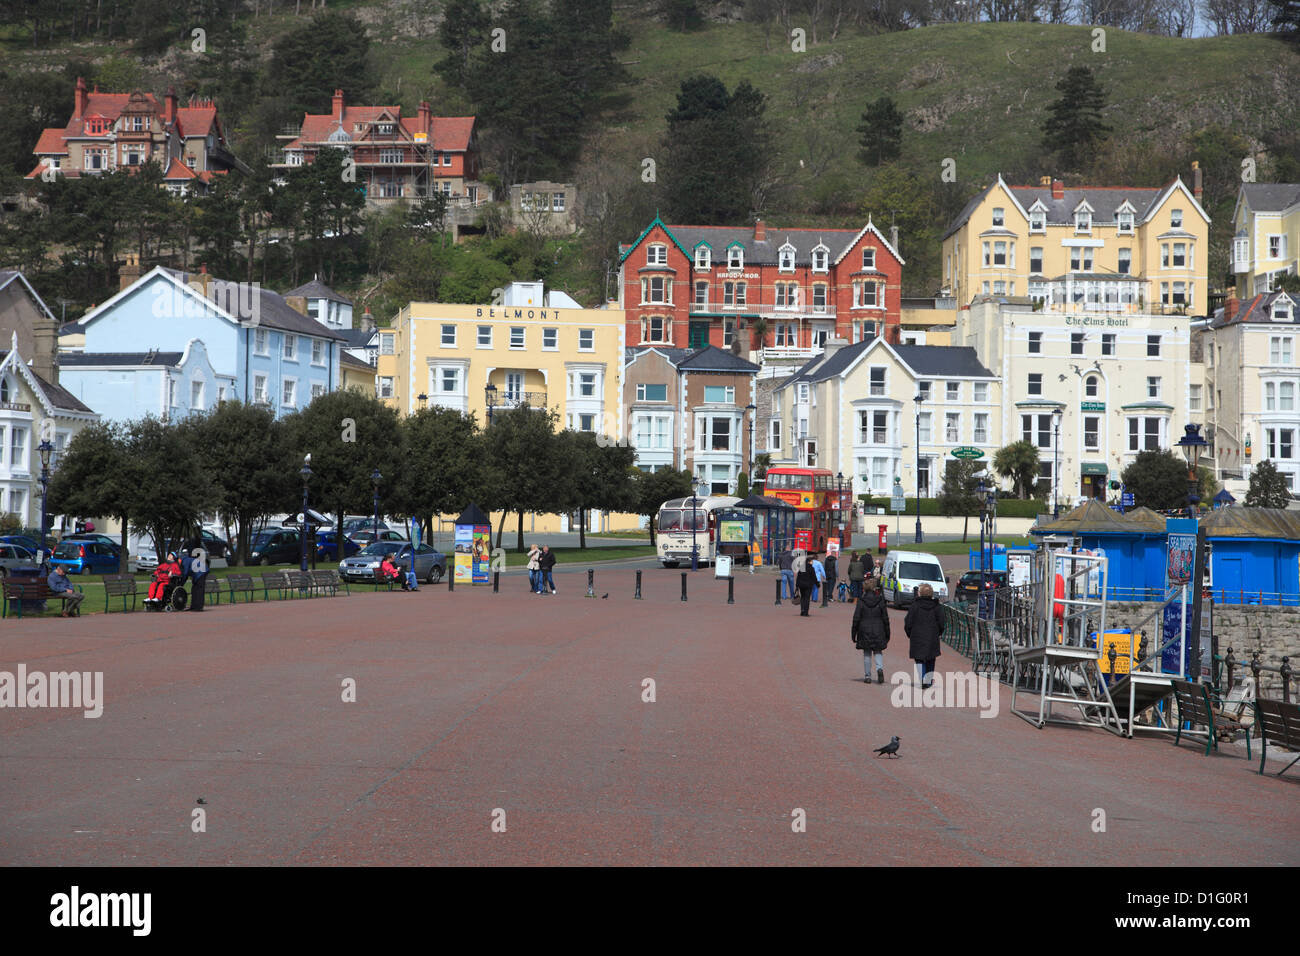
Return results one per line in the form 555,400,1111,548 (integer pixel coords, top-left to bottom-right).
1231,183,1300,297
377,282,637,532
942,172,1210,315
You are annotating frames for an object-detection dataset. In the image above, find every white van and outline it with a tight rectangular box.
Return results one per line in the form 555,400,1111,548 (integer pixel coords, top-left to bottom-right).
880,550,948,607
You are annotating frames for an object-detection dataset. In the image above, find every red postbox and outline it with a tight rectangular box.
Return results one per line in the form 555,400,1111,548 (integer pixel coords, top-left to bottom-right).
878,524,888,554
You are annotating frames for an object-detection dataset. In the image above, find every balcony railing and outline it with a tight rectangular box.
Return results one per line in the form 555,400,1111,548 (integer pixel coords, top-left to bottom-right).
491,391,548,409
0,402,31,412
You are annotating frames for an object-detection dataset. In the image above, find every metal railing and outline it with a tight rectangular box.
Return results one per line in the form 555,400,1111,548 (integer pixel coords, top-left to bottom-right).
1215,644,1297,704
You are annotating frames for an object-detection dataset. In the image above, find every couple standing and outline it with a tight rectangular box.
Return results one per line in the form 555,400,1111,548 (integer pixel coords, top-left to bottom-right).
527,544,557,594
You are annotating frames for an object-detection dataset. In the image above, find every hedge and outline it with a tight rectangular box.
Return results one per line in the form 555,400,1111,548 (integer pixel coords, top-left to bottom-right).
858,496,1048,519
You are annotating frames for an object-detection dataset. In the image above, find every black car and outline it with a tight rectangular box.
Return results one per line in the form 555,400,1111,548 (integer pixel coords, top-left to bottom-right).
957,569,1008,603
248,528,302,565
169,530,230,561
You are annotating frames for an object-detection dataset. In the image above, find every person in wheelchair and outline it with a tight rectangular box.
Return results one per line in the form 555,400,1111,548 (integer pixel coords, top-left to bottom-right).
145,551,188,611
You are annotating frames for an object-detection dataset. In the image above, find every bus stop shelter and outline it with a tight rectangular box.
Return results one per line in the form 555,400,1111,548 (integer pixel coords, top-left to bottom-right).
732,494,796,566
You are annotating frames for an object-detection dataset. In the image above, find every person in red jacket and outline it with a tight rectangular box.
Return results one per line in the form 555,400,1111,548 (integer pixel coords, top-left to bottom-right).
147,551,182,605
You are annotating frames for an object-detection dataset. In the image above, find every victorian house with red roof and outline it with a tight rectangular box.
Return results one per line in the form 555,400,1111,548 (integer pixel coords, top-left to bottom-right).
273,89,483,207
617,216,905,358
27,77,243,195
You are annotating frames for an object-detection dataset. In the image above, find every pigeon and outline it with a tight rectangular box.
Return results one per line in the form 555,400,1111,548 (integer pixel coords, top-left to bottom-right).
601,593,609,599
196,797,207,805
873,736,901,758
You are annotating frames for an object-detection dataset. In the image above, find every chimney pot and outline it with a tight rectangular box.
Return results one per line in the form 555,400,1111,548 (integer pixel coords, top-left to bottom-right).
754,218,766,242
333,89,345,121
1051,179,1065,200
1192,160,1203,201
1224,295,1240,323
74,76,88,119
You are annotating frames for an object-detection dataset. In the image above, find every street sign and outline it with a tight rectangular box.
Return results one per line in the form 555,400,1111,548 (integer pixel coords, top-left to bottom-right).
1121,493,1135,507
951,447,984,460
890,496,906,513
1081,401,1105,412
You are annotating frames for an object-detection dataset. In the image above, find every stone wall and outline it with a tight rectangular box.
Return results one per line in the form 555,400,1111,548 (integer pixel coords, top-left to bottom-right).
1107,599,1299,697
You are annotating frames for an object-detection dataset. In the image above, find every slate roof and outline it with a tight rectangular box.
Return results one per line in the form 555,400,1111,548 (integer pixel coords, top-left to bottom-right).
1239,183,1300,213
338,328,375,349
675,345,760,373
659,224,861,267
30,371,94,412
284,279,354,305
1031,499,1152,536
893,344,996,378
945,178,1186,238
59,351,183,367
804,339,873,383
160,269,348,341
1210,291,1298,329
339,351,374,372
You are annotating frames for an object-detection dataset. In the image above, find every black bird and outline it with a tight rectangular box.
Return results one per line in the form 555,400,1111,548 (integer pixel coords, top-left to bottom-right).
196,797,207,805
602,593,609,599
873,736,901,758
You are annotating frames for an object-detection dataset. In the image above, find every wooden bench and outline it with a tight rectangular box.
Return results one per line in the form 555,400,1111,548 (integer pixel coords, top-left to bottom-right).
190,574,218,607
3,580,84,618
370,567,401,591
101,573,139,613
261,570,290,601
226,573,255,603
284,569,313,597
1171,679,1251,758
310,569,348,596
1253,698,1300,777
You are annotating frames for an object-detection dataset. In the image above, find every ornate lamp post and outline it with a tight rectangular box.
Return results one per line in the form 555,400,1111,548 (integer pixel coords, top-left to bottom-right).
37,439,53,569
1052,407,1063,518
745,402,757,491
914,392,925,543
417,393,428,410
371,468,382,549
484,383,498,425
299,455,313,573
1176,423,1208,519
691,478,709,571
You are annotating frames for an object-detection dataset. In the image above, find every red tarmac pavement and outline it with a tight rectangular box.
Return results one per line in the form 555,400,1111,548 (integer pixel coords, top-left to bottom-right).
1,569,1296,866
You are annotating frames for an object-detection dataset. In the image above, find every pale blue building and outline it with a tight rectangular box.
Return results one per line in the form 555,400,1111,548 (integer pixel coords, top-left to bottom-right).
61,267,346,419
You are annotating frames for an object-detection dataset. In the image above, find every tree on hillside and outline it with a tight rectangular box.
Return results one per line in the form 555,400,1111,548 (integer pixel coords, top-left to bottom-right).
938,459,984,542
1041,66,1111,173
631,468,695,545
856,96,904,167
859,162,950,296
1245,459,1291,508
1268,0,1300,38
662,75,773,223
664,0,705,30
436,0,493,89
1120,450,1190,511
46,423,138,571
267,10,376,119
994,441,1040,499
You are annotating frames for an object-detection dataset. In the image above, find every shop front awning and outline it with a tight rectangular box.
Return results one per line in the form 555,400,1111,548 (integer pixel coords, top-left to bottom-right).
1081,462,1108,477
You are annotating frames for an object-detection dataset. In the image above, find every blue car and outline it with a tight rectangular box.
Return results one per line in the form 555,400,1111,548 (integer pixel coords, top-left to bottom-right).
0,534,41,554
50,537,120,574
315,531,361,561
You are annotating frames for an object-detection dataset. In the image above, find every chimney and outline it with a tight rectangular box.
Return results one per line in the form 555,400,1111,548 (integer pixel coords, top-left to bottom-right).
754,218,765,242
418,100,431,136
821,337,848,361
1224,294,1240,323
31,314,58,384
285,295,309,317
332,89,345,121
890,224,900,256
74,77,87,119
1192,160,1203,203
1051,178,1065,200
164,86,177,125
119,252,142,292
361,309,375,332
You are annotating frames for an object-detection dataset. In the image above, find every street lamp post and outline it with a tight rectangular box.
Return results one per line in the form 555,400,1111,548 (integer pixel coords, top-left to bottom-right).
1052,407,1063,518
371,468,382,548
1176,423,1208,519
485,383,497,425
914,392,925,543
37,439,53,570
299,456,312,573
745,402,757,491
691,478,709,571
417,393,428,411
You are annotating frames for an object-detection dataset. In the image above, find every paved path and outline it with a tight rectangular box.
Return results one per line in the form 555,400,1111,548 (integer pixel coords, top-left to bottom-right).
1,570,1294,866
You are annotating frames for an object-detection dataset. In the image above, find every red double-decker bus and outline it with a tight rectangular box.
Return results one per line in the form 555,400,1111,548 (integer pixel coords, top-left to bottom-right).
762,467,852,553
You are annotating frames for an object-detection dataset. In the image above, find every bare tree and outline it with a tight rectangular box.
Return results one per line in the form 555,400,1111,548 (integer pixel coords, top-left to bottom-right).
1201,0,1273,32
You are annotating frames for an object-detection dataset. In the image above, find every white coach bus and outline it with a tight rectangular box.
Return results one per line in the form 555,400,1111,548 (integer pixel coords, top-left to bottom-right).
655,495,740,568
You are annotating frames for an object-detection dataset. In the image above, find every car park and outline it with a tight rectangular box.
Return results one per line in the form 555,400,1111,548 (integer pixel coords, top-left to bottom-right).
957,569,1008,603
339,541,445,585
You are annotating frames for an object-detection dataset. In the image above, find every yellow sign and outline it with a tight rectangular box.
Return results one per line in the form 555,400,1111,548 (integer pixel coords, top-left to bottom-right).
1096,630,1133,674
749,542,762,566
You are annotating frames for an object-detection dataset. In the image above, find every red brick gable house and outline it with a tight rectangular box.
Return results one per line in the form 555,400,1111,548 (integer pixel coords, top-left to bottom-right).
617,216,905,355
27,78,241,193
274,90,483,205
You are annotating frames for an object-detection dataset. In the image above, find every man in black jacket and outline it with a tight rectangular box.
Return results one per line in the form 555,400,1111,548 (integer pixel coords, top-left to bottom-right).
904,583,944,688
795,552,816,616
539,544,557,594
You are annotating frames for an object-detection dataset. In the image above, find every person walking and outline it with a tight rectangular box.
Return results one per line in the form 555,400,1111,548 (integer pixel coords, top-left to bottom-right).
824,550,838,603
527,544,541,594
904,583,944,689
791,548,808,605
851,578,890,683
48,563,84,617
795,551,815,616
862,548,875,581
811,552,826,606
539,544,557,594
777,546,795,602
847,551,864,600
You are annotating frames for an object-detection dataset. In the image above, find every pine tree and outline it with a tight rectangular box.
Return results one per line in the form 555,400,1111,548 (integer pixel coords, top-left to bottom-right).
1041,66,1111,173
1245,460,1292,508
855,96,904,167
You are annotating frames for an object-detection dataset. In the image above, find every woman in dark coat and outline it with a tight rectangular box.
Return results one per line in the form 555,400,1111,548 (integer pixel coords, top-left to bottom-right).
850,578,890,683
795,551,816,617
903,583,944,688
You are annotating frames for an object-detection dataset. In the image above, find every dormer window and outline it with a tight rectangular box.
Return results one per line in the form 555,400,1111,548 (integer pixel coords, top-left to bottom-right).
778,244,795,272
377,122,394,135
728,246,744,270
1170,208,1183,229
1075,209,1092,233
862,248,875,270
811,245,829,272
1274,298,1295,322
1029,208,1046,233
85,117,107,136
1116,209,1134,234
991,207,1005,227
647,244,667,266
694,245,711,269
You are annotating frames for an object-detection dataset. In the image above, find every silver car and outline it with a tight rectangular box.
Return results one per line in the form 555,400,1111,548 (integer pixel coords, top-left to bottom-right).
0,544,38,577
340,542,445,585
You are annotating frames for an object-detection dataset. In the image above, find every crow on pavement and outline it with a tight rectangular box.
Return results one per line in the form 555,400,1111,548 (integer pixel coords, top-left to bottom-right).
873,736,900,758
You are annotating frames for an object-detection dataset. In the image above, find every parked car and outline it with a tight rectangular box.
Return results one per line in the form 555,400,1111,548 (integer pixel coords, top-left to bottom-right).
132,548,159,575
315,531,361,561
956,569,1008,604
61,533,122,554
339,541,445,585
248,528,303,565
0,534,41,554
880,550,948,607
0,543,38,577
348,529,407,547
168,530,230,560
342,517,394,535
50,538,121,574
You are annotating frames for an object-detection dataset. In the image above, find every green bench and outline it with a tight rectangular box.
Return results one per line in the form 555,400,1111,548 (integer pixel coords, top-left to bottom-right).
226,573,255,603
1170,679,1251,758
1253,698,1300,776
310,569,348,596
3,579,83,618
101,573,139,613
261,570,290,600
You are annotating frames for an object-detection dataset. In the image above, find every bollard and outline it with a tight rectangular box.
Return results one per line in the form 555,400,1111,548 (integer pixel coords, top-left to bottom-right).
448,565,454,591
727,576,735,605
1225,646,1236,690
1250,650,1262,689
493,571,499,593
1281,656,1293,704
775,580,782,606
586,568,595,598
681,572,688,602
634,570,642,600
